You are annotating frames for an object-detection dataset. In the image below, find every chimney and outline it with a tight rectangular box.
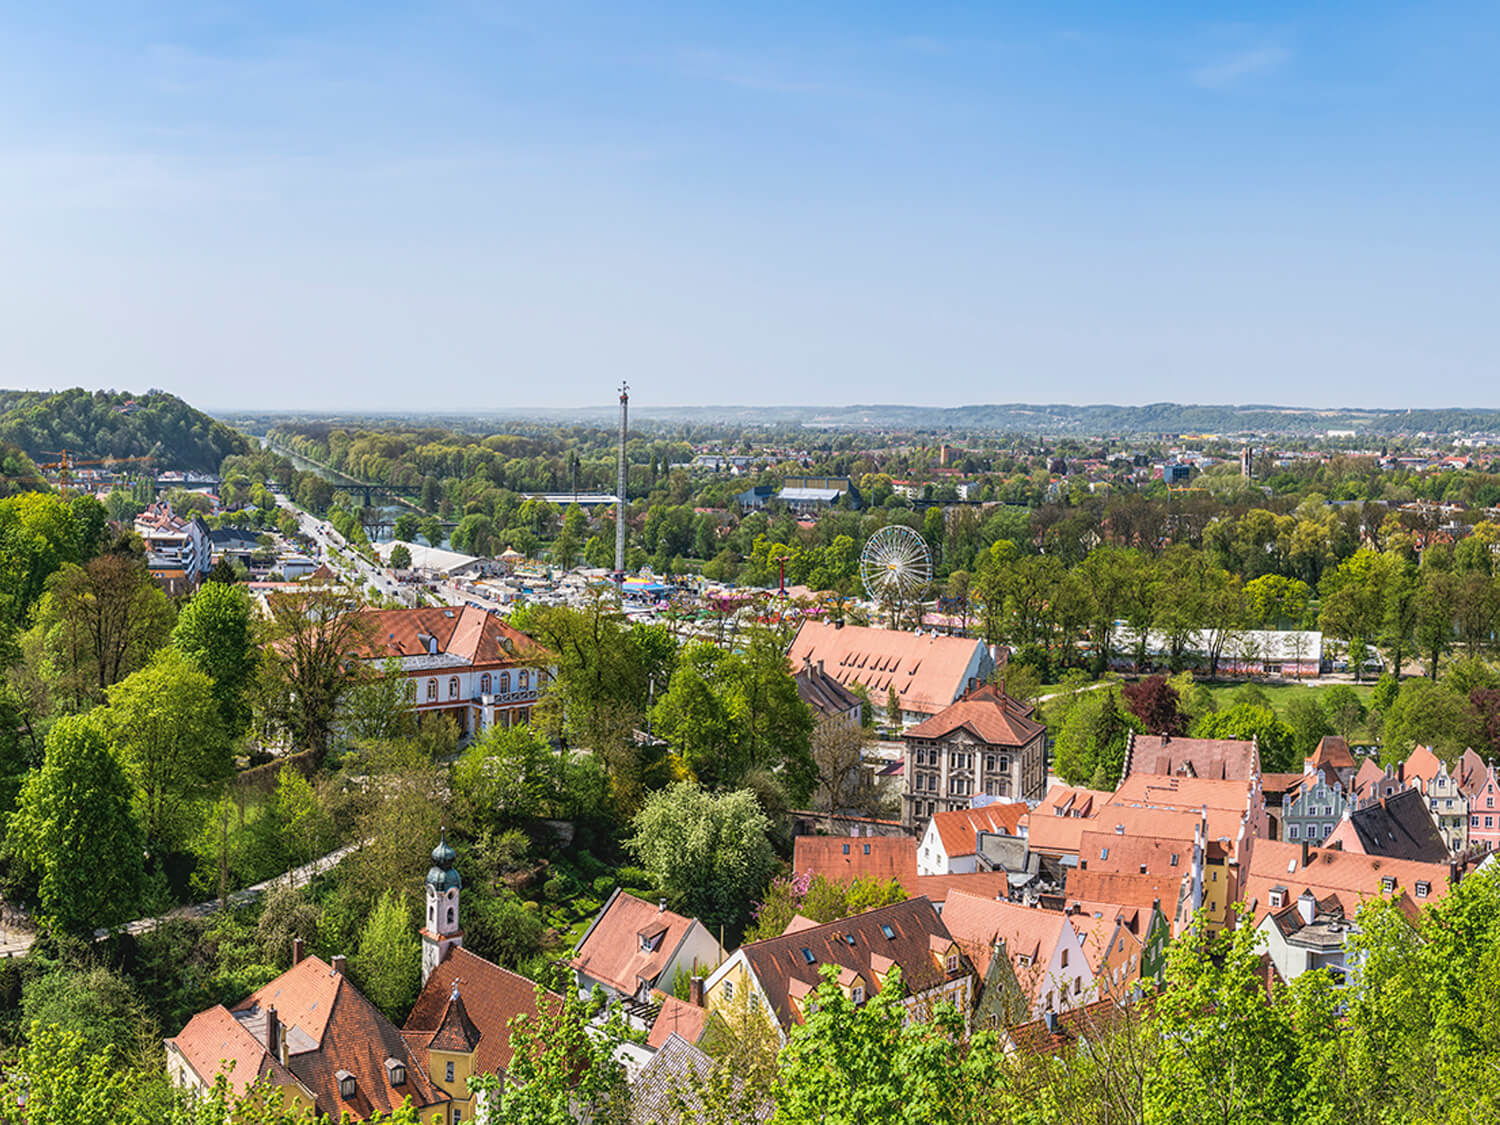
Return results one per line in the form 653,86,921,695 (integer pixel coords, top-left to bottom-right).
1160,732,1171,745
1296,891,1316,926
689,975,705,1007
1450,859,1461,888
292,937,305,966
1301,840,1310,869
265,1005,279,1055
658,898,666,914
331,954,346,976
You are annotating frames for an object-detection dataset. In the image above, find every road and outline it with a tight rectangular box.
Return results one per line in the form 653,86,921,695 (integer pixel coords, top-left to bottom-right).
275,492,410,604
0,842,364,959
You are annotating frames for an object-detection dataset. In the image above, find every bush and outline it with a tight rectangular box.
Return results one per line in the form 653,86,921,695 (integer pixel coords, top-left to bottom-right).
592,875,615,898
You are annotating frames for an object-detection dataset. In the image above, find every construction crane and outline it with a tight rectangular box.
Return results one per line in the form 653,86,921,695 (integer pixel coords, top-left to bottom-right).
37,450,155,496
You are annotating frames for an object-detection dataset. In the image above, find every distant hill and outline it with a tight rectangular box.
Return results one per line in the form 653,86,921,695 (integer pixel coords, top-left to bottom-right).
0,389,250,473
219,401,1500,438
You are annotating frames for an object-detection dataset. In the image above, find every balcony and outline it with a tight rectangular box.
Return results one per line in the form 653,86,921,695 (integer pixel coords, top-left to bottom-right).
479,689,539,706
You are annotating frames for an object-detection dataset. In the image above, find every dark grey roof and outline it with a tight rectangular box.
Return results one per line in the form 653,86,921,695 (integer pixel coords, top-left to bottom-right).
794,662,861,717
631,1034,773,1124
1348,788,1448,864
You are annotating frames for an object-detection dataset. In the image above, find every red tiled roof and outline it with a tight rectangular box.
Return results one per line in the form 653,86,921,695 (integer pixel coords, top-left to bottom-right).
931,803,1029,859
350,605,543,667
787,621,987,716
910,871,1012,906
1308,736,1356,773
1403,745,1444,786
737,899,960,1029
1005,997,1131,1055
1078,830,1193,878
1064,869,1185,918
226,956,447,1120
1125,734,1260,781
647,995,707,1050
1351,759,1386,797
570,891,698,997
939,892,1068,1001
404,947,560,1079
904,683,1044,748
1240,840,1452,925
167,1005,299,1098
793,836,916,883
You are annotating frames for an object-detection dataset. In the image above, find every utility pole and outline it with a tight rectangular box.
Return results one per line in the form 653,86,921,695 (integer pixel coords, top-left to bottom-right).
615,383,629,580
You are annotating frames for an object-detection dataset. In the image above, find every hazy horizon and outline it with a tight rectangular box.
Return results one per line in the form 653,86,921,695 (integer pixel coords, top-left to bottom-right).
2,3,1496,412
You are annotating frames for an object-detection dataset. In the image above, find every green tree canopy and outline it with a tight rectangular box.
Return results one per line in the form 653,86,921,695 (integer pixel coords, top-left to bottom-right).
1191,702,1297,773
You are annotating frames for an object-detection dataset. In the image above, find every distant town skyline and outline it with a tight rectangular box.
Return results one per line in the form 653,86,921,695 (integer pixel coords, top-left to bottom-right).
0,2,1496,411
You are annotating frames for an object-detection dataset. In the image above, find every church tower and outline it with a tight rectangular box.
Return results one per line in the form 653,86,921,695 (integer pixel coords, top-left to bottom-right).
421,830,463,985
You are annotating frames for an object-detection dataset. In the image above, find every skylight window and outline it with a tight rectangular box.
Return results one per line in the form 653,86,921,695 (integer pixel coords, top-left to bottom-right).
801,948,816,965
881,925,896,940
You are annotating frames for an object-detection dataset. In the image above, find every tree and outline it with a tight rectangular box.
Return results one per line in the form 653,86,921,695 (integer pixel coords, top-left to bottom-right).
1382,678,1467,760
886,684,903,727
173,580,259,739
353,889,420,1022
1052,689,1142,788
475,978,631,1125
7,713,146,934
1121,675,1187,736
103,648,232,854
810,715,878,822
1192,703,1296,772
256,586,373,758
1283,695,1333,760
1320,683,1367,742
392,512,419,543
343,657,419,744
1242,574,1312,628
629,782,777,933
388,543,412,570
31,554,174,712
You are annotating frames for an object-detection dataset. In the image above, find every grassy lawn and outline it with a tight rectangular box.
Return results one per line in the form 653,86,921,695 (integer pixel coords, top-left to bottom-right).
1199,680,1379,745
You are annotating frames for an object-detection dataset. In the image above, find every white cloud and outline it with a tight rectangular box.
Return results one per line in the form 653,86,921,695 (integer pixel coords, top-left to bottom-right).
1191,45,1290,89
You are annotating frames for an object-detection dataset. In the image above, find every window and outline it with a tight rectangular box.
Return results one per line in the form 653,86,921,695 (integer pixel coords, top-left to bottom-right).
998,756,1010,772
404,679,418,700
881,924,896,940
453,1112,462,1124
1100,847,1109,860
1487,816,1495,829
946,953,959,973
449,677,460,700
1118,938,1126,953
1381,876,1396,893
985,756,995,772
1074,978,1082,994
1288,826,1299,840
722,980,734,1002
1473,816,1481,827
1170,853,1179,866
519,670,530,690
337,1072,357,1100
426,679,438,702
1490,797,1496,809
801,948,816,965
499,672,511,694
851,985,865,1004
447,907,454,925
842,843,851,855
446,1061,455,1083
480,673,491,694
1416,881,1430,898
1061,949,1069,968
863,844,871,855
385,1059,406,1086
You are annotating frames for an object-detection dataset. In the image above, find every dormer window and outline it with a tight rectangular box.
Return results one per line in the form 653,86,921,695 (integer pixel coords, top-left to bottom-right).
336,1070,356,1100
946,953,959,973
851,985,865,1005
1416,881,1430,898
1269,888,1286,909
384,1058,405,1086
1381,876,1396,893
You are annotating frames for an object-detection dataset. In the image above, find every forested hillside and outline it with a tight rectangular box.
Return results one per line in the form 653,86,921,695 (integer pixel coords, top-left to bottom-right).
0,389,249,472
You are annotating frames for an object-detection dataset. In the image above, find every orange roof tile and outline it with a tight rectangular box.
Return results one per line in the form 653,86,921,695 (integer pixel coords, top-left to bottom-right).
1125,734,1259,780
570,891,700,998
787,621,988,716
1064,869,1185,918
1240,840,1452,925
1403,745,1444,786
792,836,917,883
350,605,543,667
404,947,560,1079
931,803,1029,858
940,892,1070,1003
904,683,1044,748
647,995,708,1050
1308,736,1357,773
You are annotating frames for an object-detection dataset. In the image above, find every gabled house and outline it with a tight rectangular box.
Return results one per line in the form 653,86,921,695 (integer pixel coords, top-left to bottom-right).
702,898,974,1038
1282,769,1348,847
1243,840,1454,984
570,890,725,1006
941,892,1090,1024
1305,736,1358,790
916,802,1030,876
1405,745,1469,852
1063,869,1176,979
167,952,449,1123
792,658,862,724
790,832,1019,909
1466,761,1500,852
1065,901,1145,998
902,682,1048,827
403,947,562,1123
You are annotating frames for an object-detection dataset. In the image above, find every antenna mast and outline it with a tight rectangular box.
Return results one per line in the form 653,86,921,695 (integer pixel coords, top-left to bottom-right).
615,383,629,578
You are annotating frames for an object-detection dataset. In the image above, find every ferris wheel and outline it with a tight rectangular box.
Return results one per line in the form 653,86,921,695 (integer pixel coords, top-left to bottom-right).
860,525,933,607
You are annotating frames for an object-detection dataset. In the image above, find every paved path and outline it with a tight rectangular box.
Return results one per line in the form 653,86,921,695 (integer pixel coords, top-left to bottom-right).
0,841,363,959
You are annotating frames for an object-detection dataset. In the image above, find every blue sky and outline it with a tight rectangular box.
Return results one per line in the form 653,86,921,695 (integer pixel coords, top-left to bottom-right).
0,2,1495,412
